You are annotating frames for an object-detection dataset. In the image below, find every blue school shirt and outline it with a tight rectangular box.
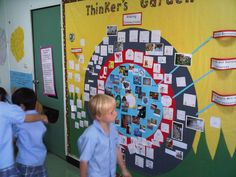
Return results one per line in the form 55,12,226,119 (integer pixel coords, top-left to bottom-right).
0,102,25,169
13,110,47,166
78,120,120,177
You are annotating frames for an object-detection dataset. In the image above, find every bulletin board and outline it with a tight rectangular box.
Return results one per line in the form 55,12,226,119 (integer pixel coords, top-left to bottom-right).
63,0,236,176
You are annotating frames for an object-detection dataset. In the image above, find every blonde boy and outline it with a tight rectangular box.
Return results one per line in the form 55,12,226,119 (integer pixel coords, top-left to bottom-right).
77,94,132,177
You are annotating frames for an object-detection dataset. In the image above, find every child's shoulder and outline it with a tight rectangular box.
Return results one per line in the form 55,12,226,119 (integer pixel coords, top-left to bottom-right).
0,102,21,111
78,125,98,145
80,123,103,141
81,124,98,136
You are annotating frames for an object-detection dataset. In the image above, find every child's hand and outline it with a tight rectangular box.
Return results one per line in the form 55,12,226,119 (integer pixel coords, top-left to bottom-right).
41,114,48,124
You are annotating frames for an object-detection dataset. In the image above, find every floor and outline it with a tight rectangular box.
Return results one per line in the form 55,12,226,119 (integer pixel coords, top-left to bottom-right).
45,153,80,177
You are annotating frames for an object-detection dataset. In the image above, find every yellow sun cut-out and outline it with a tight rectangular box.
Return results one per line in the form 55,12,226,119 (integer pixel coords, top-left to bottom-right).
10,26,24,62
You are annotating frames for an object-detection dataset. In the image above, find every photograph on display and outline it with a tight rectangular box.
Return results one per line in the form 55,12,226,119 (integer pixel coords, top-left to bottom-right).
166,138,173,149
153,108,161,117
139,124,146,133
132,116,140,124
119,65,127,75
149,91,159,100
133,75,142,85
137,105,146,118
142,96,149,104
138,92,146,99
115,118,120,125
145,43,164,55
135,86,142,94
151,103,157,110
121,114,131,128
186,115,204,132
175,150,183,160
121,96,129,111
147,120,154,130
143,56,153,68
143,77,151,86
174,53,192,67
110,74,120,84
172,121,183,141
114,41,124,52
107,25,117,36
122,81,131,90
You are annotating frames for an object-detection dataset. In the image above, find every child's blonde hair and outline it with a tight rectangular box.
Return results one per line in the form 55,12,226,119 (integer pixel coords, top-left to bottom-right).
88,94,115,119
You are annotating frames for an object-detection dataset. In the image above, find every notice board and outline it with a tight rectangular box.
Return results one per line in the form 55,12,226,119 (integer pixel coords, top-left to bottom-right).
63,1,236,176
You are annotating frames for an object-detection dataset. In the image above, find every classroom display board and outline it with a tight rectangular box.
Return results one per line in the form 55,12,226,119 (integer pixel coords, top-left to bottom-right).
63,1,236,176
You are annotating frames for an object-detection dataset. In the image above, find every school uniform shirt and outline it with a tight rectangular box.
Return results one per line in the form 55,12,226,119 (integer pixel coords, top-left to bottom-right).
13,110,47,166
0,101,25,170
78,120,120,177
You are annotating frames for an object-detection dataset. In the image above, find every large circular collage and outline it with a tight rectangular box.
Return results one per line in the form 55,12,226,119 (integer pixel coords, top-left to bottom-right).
84,28,197,175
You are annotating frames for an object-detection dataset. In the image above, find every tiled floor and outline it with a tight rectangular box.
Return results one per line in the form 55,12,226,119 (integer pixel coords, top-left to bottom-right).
45,153,80,177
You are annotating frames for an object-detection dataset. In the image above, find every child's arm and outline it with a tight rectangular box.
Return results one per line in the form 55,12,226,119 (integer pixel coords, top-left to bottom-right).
117,147,132,177
25,114,48,124
80,161,88,177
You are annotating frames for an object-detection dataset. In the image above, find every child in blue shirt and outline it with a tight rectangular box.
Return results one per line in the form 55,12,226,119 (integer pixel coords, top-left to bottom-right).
77,94,132,177
0,87,48,177
12,87,48,177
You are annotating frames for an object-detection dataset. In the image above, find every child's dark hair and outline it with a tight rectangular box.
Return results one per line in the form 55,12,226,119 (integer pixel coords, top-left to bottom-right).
0,87,7,102
12,87,37,110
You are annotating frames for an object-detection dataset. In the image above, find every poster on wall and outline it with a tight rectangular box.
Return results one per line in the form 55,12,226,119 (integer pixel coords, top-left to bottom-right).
64,0,236,177
40,46,56,96
10,70,33,92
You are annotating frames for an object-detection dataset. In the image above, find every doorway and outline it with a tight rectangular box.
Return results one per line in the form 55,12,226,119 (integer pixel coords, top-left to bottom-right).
31,5,65,158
